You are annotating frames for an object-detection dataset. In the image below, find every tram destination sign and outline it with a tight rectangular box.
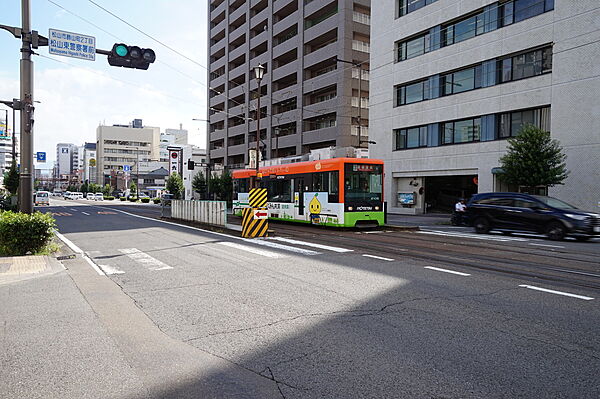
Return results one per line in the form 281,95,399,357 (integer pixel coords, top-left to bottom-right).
49,29,96,61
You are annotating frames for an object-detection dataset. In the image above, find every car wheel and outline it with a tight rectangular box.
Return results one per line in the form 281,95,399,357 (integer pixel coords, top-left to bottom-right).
473,217,490,234
546,221,566,241
575,236,591,242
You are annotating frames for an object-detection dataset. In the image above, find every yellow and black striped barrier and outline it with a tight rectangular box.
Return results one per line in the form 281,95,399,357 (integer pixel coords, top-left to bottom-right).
242,188,269,238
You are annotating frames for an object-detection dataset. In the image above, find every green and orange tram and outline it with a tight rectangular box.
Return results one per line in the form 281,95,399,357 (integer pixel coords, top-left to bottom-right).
232,158,384,228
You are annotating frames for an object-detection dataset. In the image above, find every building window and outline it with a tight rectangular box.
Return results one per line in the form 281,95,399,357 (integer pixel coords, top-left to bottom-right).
498,46,552,83
442,66,481,95
394,126,427,150
396,0,554,62
441,118,481,144
395,80,429,106
498,106,551,138
397,0,438,18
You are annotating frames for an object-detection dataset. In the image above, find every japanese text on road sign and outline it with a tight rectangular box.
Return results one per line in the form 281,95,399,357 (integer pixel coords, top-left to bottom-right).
49,29,96,61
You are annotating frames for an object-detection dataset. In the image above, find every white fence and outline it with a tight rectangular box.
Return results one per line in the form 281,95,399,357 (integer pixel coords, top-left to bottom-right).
171,200,227,227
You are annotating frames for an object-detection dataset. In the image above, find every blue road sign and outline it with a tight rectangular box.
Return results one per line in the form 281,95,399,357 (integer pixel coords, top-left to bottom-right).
123,165,131,172
36,152,46,162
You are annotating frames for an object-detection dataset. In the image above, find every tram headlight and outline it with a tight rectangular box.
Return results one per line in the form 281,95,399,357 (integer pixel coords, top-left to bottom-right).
348,206,353,211
375,206,380,211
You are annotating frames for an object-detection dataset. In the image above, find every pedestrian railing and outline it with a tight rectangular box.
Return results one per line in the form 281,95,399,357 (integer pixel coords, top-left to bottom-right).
170,200,227,227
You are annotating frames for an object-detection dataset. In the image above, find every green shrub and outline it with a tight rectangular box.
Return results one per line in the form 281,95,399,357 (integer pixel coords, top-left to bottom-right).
141,198,150,203
152,198,161,204
105,196,115,200
128,197,138,202
120,197,127,201
0,211,56,256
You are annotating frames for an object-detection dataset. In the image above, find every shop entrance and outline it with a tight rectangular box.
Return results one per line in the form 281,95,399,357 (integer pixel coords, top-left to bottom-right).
424,175,478,212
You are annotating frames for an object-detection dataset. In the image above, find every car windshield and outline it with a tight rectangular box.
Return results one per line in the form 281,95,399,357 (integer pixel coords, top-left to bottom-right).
534,196,578,210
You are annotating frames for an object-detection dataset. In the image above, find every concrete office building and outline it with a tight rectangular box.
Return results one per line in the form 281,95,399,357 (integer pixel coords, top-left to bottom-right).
55,143,76,177
96,121,160,190
370,0,600,213
82,142,97,184
207,0,371,168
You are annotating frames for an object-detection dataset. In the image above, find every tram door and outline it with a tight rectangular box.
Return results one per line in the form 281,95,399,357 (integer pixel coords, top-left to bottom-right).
296,177,305,216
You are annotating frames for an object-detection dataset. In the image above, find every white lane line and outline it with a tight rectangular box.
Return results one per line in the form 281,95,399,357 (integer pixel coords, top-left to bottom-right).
419,230,528,242
218,241,285,258
81,212,90,216
362,254,394,262
119,248,173,271
54,231,105,276
529,243,565,249
518,285,594,301
364,231,383,234
69,208,78,212
247,238,321,256
424,266,471,276
268,237,353,253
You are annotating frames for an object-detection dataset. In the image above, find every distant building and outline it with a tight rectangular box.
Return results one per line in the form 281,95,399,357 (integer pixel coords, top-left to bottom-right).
96,120,160,191
55,143,76,178
160,125,189,162
83,142,97,184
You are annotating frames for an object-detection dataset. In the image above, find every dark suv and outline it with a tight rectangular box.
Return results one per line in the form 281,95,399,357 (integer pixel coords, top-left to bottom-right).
466,192,600,241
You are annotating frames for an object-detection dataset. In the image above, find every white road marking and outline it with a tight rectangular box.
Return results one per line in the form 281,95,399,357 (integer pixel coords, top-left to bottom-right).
362,254,394,262
268,237,353,253
218,241,285,258
69,208,78,212
364,231,384,234
424,266,471,276
419,230,528,242
98,264,125,275
247,238,321,255
529,243,564,249
81,212,90,216
518,285,594,301
119,248,173,271
54,231,105,276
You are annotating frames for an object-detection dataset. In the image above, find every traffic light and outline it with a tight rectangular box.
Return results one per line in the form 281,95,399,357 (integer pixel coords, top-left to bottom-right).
107,43,156,70
187,160,195,170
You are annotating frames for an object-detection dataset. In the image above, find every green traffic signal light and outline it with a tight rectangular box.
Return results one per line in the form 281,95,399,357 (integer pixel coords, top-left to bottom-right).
115,44,128,57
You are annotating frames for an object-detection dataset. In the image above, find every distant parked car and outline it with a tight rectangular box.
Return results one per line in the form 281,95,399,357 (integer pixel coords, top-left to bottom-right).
63,191,71,199
93,193,104,201
76,192,84,199
86,193,95,200
466,192,600,241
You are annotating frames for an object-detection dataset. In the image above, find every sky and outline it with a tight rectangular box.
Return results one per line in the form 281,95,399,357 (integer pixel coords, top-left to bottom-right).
0,0,208,169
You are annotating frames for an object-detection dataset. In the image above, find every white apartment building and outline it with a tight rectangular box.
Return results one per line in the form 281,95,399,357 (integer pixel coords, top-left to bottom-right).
55,143,76,177
159,126,189,162
96,122,160,190
370,0,600,213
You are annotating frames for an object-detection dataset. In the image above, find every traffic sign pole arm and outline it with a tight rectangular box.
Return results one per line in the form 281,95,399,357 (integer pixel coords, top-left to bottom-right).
96,49,111,56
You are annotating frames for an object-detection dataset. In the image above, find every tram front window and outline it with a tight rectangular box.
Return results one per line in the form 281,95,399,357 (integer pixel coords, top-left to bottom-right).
344,164,383,203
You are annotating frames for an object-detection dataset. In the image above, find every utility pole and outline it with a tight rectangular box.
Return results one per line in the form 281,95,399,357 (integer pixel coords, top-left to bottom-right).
19,0,34,213
252,64,265,189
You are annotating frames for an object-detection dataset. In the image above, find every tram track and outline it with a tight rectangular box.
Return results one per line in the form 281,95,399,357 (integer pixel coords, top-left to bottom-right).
267,221,600,291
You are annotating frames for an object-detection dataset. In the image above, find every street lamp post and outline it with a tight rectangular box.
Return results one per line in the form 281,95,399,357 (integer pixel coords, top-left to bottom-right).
334,57,364,148
252,64,265,189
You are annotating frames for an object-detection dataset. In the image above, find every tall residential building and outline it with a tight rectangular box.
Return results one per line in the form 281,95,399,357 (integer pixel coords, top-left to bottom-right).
207,0,371,169
96,121,160,190
370,0,600,213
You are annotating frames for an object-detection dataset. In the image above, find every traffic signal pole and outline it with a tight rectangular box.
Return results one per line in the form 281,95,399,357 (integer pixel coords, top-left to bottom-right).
19,0,34,213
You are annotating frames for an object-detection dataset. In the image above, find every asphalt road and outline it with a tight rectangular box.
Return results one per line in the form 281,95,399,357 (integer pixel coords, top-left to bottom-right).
26,198,600,398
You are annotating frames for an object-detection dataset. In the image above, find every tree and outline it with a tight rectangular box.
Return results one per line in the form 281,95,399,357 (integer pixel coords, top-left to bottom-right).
88,183,100,193
498,125,569,192
192,171,207,198
3,162,19,195
80,181,89,194
208,170,233,204
166,172,184,199
129,181,138,198
102,184,111,196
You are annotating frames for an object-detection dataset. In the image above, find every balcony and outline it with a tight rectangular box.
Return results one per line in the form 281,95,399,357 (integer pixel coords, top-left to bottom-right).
352,11,370,26
229,4,246,21
210,19,226,38
250,7,270,30
228,83,246,98
273,10,299,36
304,0,336,19
250,29,268,49
209,147,226,159
304,16,337,44
228,143,248,156
209,93,226,107
304,97,337,116
303,70,338,94
210,0,226,17
209,128,226,141
304,41,338,68
272,109,299,125
273,35,299,59
272,59,298,81
273,0,295,14
228,103,246,116
228,63,247,79
272,83,298,103
210,73,226,88
227,122,249,137
302,125,337,144
229,42,247,61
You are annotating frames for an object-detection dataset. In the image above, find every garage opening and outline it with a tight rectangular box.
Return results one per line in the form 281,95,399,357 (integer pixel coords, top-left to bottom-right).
424,175,478,212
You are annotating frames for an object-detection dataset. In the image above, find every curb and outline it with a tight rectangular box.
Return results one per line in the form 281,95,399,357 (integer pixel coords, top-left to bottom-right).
383,225,420,232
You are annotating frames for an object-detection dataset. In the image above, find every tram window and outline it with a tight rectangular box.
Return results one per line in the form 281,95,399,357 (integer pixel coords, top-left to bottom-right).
329,171,339,203
234,178,250,196
267,179,292,202
344,164,383,202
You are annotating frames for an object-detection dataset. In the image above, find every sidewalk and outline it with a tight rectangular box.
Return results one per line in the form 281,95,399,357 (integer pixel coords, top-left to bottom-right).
0,254,64,285
386,212,452,227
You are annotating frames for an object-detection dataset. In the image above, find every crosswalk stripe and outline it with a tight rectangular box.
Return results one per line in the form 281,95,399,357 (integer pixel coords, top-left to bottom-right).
267,237,353,253
218,241,285,258
245,238,321,255
119,248,173,271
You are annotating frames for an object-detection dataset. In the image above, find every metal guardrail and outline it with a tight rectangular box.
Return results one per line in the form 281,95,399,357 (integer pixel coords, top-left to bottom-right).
169,200,227,227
